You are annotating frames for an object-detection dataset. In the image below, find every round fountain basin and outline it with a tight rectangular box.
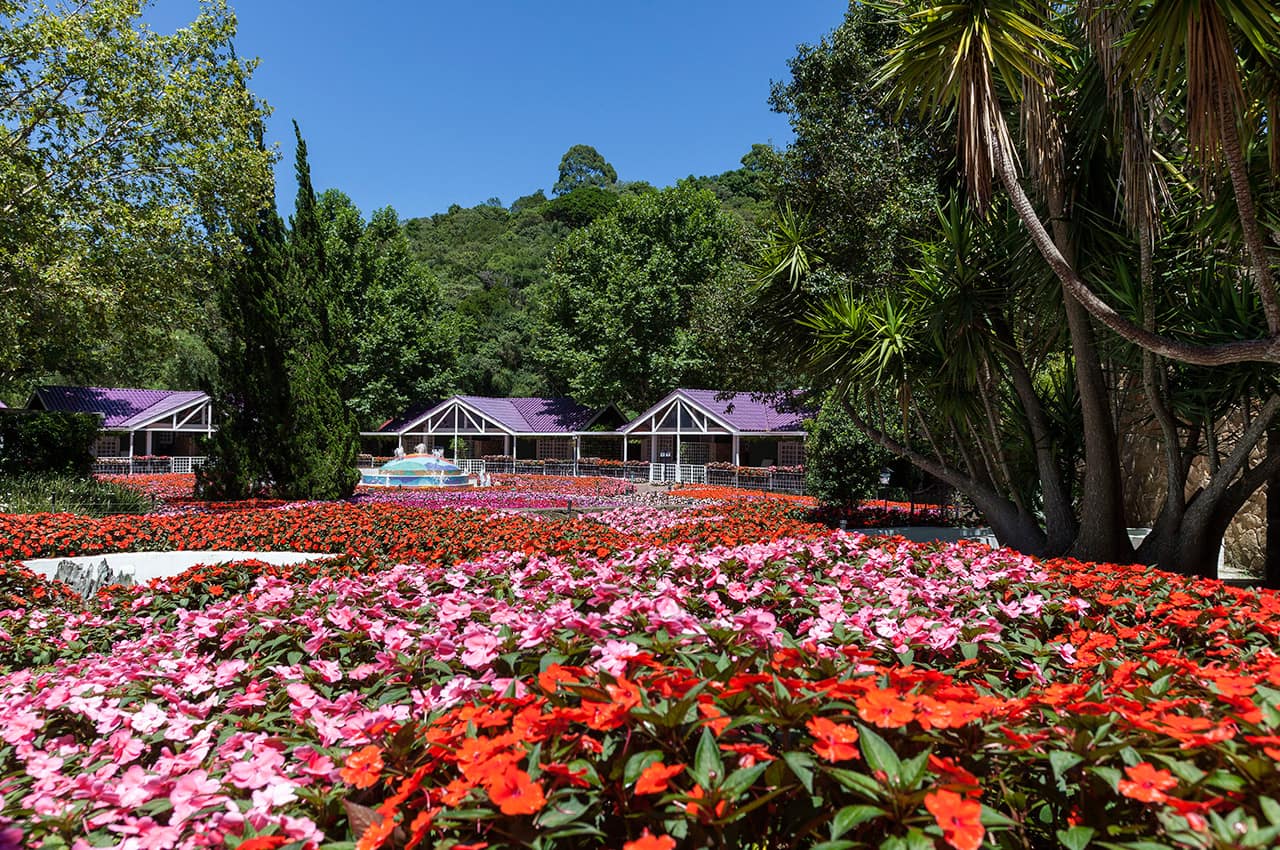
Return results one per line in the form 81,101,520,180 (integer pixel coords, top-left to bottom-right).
360,453,473,488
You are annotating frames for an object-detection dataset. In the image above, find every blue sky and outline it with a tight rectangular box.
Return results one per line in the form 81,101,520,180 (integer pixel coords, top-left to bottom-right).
153,1,846,219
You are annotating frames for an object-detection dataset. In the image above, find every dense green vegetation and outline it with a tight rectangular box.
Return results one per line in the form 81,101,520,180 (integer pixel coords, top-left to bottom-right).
0,474,152,517
396,147,780,411
199,129,359,501
757,2,1280,577
0,0,273,393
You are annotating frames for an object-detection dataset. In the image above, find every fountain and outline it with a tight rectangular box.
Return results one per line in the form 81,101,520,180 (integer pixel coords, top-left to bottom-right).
360,450,473,488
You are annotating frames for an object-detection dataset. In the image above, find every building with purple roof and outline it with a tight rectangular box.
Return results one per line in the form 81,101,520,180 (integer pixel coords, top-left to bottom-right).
619,389,809,468
364,395,626,461
26,386,213,460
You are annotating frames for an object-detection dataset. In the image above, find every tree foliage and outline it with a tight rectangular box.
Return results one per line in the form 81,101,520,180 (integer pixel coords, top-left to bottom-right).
552,144,618,196
200,131,357,500
0,0,273,393
536,185,783,413
803,393,893,507
762,0,1280,576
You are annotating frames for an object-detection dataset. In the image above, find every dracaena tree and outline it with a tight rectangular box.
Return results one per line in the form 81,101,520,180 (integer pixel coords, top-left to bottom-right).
761,2,1280,576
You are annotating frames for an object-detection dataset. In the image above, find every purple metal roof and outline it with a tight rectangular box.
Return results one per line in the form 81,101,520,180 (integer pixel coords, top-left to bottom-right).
379,400,439,433
459,396,599,433
670,389,809,433
32,386,208,430
383,395,602,435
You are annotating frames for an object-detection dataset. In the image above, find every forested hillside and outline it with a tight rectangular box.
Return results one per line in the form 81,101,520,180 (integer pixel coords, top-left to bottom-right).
1,140,790,426
386,144,782,417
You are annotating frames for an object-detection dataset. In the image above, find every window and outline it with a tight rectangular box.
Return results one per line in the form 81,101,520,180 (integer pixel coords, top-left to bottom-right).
536,437,574,460
93,435,120,457
679,440,710,464
156,431,175,447
778,441,805,466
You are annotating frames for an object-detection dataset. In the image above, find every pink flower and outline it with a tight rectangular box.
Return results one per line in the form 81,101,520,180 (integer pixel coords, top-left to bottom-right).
114,764,158,808
227,745,285,790
167,769,221,824
129,703,167,735
593,640,639,676
460,627,503,669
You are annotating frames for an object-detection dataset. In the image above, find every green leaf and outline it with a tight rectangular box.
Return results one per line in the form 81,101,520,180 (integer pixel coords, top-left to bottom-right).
692,726,725,787
537,796,587,828
857,725,901,781
720,762,769,797
1087,766,1121,791
1049,751,1084,781
783,750,816,794
623,750,664,785
826,767,884,797
831,804,885,839
1056,826,1095,850
980,805,1017,827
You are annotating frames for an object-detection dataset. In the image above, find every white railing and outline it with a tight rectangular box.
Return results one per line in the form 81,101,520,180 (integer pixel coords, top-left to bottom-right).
92,456,207,476
455,459,486,475
648,463,709,484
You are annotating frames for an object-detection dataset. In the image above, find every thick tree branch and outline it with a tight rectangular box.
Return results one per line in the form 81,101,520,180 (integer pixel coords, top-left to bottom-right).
990,119,1280,366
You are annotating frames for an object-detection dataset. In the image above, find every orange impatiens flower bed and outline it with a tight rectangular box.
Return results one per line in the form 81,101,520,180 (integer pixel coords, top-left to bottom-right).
2,489,1280,848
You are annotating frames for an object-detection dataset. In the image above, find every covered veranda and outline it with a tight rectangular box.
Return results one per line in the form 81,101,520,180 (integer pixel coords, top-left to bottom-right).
618,389,808,471
361,395,625,463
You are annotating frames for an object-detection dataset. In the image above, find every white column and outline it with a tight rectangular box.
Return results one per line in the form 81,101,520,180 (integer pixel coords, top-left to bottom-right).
503,434,510,457
145,431,152,456
675,432,682,482
732,434,740,467
650,434,656,464
622,437,628,463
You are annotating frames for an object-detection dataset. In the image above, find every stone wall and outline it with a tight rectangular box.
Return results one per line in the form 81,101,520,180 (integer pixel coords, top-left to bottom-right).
1119,410,1267,577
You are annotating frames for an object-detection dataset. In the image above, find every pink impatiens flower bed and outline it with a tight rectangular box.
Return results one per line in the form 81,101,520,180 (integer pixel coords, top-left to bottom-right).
2,528,1060,847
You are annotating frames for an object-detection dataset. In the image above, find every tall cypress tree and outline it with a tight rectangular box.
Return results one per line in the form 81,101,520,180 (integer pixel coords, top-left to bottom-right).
201,125,358,499
274,124,359,499
199,182,292,498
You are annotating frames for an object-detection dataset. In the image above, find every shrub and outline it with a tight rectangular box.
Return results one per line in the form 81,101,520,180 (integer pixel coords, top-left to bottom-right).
0,410,100,476
803,395,892,507
0,473,152,516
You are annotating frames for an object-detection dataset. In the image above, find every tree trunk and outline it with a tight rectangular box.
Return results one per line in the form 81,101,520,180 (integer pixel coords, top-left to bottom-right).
993,318,1077,552
1268,425,1280,589
840,397,1049,554
1044,182,1133,564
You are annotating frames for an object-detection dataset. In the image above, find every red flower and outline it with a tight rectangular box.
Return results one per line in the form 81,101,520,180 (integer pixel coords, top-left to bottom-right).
924,788,985,850
340,745,384,789
236,838,290,850
624,829,676,850
856,688,916,728
635,761,685,795
685,784,727,820
486,768,547,815
806,715,860,762
1118,762,1177,803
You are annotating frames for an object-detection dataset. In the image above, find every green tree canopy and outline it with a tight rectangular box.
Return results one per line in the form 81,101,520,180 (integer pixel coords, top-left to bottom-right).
552,144,618,196
0,0,273,394
200,130,357,500
537,185,777,413
760,0,1280,576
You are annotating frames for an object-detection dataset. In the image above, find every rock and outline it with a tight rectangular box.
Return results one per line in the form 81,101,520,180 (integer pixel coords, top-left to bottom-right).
52,557,137,598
